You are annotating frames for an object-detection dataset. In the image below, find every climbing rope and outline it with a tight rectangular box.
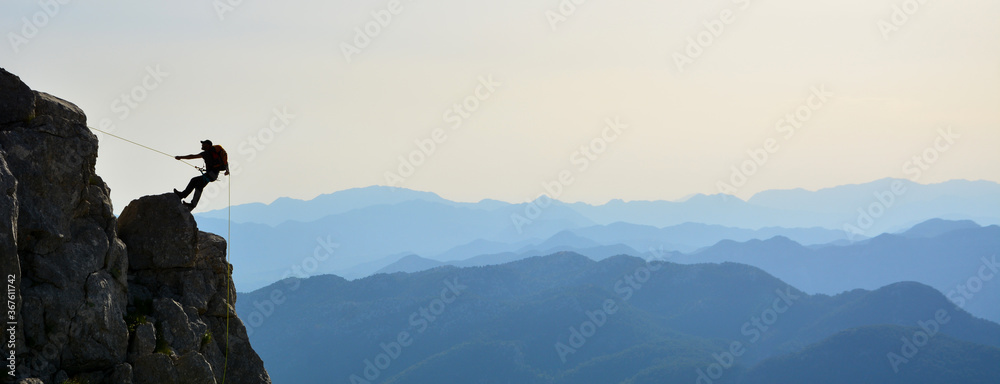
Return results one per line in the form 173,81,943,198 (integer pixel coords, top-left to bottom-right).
86,126,234,383
223,172,231,384
88,127,202,170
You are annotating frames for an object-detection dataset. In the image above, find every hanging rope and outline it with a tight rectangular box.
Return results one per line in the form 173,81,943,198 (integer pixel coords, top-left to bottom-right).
86,125,234,383
223,173,232,384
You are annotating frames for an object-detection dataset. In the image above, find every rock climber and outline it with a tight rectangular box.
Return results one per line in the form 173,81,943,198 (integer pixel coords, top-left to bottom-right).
174,140,229,211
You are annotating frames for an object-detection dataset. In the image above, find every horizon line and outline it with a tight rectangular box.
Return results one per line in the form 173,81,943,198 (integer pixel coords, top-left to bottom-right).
194,177,996,213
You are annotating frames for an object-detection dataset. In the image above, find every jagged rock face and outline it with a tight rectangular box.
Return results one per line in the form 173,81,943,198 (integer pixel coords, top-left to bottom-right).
1,68,270,383
119,194,270,384
0,68,35,124
1,68,130,383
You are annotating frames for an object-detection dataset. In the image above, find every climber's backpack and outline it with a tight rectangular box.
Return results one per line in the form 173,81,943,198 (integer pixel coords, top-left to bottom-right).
207,145,228,172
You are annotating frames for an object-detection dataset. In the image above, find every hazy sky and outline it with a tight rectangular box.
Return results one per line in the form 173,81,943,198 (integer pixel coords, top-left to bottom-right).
3,0,998,213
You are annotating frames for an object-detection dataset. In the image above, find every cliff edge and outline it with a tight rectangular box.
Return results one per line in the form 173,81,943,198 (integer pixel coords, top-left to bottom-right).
1,68,270,384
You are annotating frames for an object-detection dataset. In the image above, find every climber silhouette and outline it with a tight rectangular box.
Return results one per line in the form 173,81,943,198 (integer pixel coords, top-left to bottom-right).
174,140,229,211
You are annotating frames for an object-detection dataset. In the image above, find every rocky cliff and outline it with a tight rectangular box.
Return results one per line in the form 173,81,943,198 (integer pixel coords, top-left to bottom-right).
1,68,270,383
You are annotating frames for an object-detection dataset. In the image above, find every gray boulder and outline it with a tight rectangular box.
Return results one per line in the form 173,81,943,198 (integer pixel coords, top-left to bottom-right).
132,353,177,384
128,323,156,363
176,352,216,384
119,194,197,270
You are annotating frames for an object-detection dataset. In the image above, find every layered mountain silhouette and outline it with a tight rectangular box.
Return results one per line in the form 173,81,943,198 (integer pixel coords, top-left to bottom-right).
741,325,1000,384
898,218,981,238
236,217,998,325
238,253,1000,384
195,181,1000,293
677,222,1000,323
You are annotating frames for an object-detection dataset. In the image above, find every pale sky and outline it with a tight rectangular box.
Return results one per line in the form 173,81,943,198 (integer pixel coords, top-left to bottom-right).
3,0,998,213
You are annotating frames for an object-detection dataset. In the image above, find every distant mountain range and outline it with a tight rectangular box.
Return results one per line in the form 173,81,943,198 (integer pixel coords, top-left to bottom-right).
367,219,998,322
210,180,1000,382
740,325,1000,384
198,179,999,325
200,178,1000,231
898,218,981,238
196,179,1000,293
202,212,857,291
237,253,1000,384
673,222,1000,324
